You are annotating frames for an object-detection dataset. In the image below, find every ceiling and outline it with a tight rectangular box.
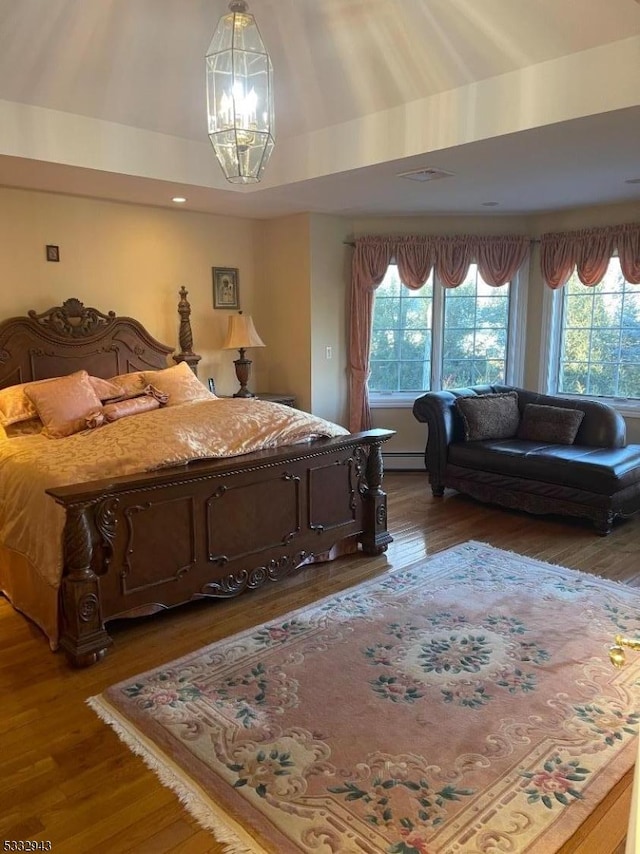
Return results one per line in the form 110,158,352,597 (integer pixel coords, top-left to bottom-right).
0,0,639,219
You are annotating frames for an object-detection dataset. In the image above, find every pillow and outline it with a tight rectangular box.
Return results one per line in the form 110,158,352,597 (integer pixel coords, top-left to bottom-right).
24,370,103,438
89,375,126,401
455,391,521,441
105,371,147,398
3,418,44,438
102,395,161,423
517,403,585,445
142,362,217,406
0,382,39,426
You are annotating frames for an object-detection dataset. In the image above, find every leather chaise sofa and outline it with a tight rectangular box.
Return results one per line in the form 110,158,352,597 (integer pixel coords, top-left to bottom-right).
412,384,640,534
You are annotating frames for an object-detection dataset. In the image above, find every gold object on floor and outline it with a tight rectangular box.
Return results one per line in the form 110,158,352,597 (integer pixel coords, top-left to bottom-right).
609,634,640,668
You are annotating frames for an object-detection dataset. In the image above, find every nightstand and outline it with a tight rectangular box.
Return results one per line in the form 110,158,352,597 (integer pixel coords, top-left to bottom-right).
255,393,296,407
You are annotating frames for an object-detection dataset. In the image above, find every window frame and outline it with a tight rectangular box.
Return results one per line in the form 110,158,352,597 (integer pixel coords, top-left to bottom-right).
540,259,640,419
370,263,528,408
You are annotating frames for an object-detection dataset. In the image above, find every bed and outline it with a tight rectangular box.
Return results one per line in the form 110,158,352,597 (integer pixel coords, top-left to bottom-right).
0,296,393,666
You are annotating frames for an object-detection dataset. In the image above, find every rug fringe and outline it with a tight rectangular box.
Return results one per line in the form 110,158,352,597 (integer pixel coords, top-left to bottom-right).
87,695,264,854
464,539,630,587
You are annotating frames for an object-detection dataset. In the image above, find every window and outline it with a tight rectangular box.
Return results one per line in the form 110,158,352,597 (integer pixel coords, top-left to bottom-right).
545,257,640,405
370,268,433,394
370,263,523,402
442,270,510,388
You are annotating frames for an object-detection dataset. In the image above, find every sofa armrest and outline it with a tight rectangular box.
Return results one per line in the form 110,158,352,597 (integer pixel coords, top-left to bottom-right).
413,385,497,492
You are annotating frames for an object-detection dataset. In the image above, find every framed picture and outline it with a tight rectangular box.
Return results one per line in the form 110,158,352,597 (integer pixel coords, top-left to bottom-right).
46,244,60,262
212,267,240,309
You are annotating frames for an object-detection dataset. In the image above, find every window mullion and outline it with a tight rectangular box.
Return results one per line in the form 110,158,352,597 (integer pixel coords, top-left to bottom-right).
432,274,444,389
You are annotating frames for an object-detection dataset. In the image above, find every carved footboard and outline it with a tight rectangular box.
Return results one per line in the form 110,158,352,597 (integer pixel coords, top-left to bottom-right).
47,429,394,666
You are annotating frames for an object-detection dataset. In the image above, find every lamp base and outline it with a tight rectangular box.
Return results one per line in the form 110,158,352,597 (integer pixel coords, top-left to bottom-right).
233,350,255,397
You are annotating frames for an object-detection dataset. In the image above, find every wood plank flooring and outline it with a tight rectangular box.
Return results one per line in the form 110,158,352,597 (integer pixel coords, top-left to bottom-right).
1,472,639,853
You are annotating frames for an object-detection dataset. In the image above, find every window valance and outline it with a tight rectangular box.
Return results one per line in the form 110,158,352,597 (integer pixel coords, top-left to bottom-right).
540,222,640,288
352,233,531,291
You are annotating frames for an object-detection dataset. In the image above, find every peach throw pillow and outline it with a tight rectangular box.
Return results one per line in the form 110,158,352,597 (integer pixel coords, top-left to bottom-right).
25,371,103,438
107,371,147,398
142,362,216,406
0,382,39,426
102,395,160,422
89,375,126,401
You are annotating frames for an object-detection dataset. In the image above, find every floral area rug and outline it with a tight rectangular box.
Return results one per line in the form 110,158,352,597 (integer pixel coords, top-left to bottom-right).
88,541,640,853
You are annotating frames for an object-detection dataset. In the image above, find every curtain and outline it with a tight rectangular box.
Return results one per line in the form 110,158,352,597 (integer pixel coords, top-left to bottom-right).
348,234,531,432
540,223,640,288
618,224,640,284
349,238,395,432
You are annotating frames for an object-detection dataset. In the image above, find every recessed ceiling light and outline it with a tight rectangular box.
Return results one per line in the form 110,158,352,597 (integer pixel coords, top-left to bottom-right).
624,178,640,185
396,167,454,182
481,201,499,207
172,196,187,203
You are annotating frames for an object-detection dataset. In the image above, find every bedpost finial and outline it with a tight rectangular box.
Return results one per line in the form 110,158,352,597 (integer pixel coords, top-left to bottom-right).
174,287,202,376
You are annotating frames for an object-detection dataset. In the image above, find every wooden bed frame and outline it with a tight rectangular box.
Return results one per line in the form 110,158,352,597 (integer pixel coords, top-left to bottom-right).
0,297,393,666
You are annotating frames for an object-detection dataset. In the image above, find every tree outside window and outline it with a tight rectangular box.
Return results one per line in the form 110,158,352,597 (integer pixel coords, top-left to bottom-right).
369,263,511,395
558,258,640,399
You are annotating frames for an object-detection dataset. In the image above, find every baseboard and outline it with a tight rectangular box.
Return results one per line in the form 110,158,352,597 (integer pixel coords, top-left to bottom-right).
382,452,424,471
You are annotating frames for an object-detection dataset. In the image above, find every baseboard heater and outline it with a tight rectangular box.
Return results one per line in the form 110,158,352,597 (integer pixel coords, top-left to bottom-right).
381,452,424,471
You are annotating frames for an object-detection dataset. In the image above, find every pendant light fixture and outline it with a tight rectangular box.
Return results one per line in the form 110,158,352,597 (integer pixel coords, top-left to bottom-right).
206,0,275,184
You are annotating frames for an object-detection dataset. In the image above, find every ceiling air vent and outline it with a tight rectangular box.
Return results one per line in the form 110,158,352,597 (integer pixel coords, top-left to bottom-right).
396,167,454,182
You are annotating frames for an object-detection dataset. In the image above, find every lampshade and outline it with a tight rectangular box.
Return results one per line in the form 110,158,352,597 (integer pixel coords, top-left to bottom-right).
205,0,275,184
222,312,265,350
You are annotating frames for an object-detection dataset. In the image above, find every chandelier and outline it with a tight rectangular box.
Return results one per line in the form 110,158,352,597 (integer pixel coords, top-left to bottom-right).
206,0,275,184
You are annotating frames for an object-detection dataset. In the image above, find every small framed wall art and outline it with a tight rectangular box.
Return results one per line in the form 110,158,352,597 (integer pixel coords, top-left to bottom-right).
46,244,60,262
212,267,240,309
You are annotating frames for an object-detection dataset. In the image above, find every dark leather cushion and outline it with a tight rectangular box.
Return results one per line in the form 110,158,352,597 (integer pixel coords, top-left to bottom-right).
449,440,640,495
517,403,584,445
455,391,520,441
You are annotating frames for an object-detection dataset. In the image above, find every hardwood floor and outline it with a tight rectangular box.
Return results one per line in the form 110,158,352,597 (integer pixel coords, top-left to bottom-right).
1,472,639,853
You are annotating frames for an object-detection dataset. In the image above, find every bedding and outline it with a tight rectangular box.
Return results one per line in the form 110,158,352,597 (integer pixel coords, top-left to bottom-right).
0,397,348,647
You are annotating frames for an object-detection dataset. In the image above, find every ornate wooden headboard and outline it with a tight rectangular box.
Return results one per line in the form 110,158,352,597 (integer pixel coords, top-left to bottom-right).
0,298,175,389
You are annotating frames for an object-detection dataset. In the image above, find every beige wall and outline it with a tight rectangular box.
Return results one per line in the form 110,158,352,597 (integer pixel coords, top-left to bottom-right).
0,186,259,396
309,215,351,426
254,215,312,411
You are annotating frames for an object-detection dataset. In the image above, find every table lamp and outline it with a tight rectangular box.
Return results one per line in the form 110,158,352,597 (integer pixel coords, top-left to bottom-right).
222,311,265,397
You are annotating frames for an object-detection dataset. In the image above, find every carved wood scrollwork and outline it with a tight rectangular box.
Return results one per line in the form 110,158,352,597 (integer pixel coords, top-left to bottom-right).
353,446,368,496
28,298,116,338
95,497,119,572
173,286,202,375
359,439,393,556
78,593,99,623
64,504,94,580
0,348,8,364
200,550,311,598
59,502,113,665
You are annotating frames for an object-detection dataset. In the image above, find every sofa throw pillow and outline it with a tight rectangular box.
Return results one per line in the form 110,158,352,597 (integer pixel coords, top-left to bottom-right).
517,403,585,445
455,391,521,441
